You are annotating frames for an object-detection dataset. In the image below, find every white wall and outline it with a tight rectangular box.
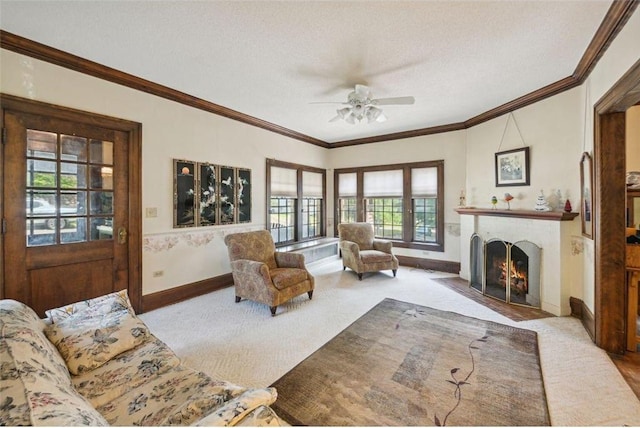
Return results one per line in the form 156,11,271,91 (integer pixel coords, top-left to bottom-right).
0,49,327,295
465,88,583,211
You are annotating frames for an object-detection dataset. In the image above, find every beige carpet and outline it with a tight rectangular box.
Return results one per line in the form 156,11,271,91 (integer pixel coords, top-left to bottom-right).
140,257,640,426
271,298,549,426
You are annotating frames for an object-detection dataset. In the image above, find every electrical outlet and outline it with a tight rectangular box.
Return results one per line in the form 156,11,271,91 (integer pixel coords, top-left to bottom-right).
152,270,164,277
146,207,158,218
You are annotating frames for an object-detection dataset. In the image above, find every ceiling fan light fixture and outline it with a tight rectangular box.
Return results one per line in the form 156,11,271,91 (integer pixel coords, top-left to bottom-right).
366,106,385,123
337,107,351,119
322,85,413,125
345,113,357,124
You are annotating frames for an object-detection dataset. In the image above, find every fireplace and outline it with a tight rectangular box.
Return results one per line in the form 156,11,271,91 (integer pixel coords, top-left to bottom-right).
458,208,579,315
469,233,541,308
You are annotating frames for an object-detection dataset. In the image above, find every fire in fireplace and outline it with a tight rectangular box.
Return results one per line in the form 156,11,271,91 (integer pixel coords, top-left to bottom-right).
469,234,541,308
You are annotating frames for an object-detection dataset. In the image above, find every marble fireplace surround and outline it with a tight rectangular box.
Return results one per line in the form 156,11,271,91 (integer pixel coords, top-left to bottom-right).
456,208,580,316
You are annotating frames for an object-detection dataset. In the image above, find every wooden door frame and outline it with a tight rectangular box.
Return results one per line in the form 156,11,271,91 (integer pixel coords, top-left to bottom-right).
0,94,143,313
594,58,640,354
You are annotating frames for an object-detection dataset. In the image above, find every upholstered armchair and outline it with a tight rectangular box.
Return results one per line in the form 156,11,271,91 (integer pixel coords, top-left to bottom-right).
338,222,399,280
224,230,314,316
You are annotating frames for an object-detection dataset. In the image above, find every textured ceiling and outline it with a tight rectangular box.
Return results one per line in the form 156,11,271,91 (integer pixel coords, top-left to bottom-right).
0,1,613,144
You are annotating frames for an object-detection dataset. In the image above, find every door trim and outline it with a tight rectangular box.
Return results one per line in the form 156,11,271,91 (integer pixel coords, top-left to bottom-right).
0,93,143,313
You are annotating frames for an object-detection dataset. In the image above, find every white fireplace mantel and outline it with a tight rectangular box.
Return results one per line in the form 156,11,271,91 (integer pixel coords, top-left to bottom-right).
456,208,581,316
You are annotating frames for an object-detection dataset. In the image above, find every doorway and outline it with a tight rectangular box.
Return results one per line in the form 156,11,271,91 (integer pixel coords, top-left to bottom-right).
0,94,142,315
594,58,640,354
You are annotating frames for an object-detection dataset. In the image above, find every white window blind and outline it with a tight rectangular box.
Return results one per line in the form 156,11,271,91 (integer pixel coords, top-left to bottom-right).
271,166,297,197
338,172,357,197
364,170,403,197
302,171,323,198
412,167,438,197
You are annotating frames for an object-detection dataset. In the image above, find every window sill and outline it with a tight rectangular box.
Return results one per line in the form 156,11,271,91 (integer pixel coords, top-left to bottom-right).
388,240,444,252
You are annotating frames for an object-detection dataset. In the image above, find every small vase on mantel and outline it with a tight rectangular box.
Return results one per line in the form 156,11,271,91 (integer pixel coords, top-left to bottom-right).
534,191,551,212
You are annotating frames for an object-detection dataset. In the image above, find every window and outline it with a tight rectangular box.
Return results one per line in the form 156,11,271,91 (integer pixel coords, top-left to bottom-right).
26,130,114,247
364,170,403,240
270,197,295,244
301,198,321,239
411,167,438,243
302,171,323,239
269,166,297,244
267,160,326,245
338,198,357,223
337,172,357,224
334,160,444,252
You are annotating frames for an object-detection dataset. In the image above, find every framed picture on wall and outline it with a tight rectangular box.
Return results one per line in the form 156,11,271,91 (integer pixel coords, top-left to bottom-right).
495,147,530,187
237,168,252,223
219,166,236,224
580,152,593,238
199,163,217,226
173,159,196,228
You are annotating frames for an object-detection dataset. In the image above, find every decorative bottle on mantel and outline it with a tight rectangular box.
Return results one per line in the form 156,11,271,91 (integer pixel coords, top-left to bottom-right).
534,190,551,211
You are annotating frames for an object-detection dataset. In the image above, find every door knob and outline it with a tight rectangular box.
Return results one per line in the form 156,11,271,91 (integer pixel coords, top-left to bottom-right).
117,227,128,244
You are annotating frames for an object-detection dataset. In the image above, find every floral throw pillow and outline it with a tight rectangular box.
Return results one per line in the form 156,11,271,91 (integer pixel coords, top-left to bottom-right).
45,289,134,324
45,302,149,375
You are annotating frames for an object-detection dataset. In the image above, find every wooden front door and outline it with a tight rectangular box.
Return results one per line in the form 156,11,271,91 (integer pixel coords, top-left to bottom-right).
1,95,141,316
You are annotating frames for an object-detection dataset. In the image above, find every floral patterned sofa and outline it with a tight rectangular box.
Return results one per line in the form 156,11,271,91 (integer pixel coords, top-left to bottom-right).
0,291,281,426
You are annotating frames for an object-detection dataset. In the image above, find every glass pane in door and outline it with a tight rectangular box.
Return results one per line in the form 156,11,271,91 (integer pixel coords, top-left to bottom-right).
61,135,87,162
25,129,115,246
90,140,113,164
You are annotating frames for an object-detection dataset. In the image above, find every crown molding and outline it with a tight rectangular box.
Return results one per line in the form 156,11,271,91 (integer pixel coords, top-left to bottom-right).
1,0,637,148
0,30,330,149
573,0,639,82
329,122,466,148
464,76,581,128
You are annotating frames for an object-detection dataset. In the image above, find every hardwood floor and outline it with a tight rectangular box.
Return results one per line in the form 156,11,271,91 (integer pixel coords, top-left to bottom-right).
610,351,640,401
431,276,554,321
432,276,640,401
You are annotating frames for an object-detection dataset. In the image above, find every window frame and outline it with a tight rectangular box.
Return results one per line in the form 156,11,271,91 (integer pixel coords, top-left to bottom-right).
334,160,445,252
266,159,326,247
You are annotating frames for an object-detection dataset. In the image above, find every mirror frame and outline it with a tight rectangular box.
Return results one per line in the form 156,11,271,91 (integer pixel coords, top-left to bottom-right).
580,152,594,238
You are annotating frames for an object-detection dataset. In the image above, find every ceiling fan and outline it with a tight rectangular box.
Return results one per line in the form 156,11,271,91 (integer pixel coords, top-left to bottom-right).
313,84,415,124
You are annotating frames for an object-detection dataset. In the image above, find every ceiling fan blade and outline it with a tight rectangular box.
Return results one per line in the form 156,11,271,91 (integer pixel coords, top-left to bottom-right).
309,101,348,105
329,115,342,122
372,96,415,106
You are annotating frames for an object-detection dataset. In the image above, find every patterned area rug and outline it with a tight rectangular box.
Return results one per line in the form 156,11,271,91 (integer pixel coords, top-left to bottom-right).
270,298,550,426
